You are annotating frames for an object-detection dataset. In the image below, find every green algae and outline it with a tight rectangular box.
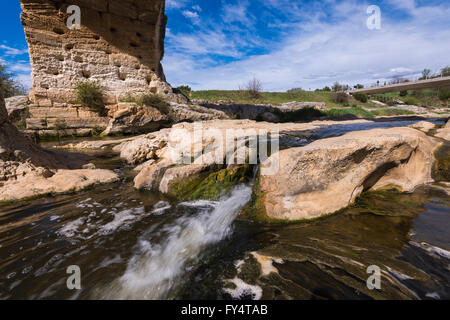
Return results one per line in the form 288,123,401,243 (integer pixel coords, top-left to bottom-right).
170,165,253,201
433,141,450,182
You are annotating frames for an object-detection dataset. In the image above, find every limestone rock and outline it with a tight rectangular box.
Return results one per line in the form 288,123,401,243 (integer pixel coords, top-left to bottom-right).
5,95,29,123
278,101,327,112
158,163,212,194
0,169,119,201
116,120,320,190
259,127,441,221
408,121,436,132
0,94,119,201
134,159,172,190
102,103,169,135
168,103,228,123
435,119,450,141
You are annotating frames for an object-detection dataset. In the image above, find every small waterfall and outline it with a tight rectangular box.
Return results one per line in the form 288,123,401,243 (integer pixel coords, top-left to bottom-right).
98,185,252,299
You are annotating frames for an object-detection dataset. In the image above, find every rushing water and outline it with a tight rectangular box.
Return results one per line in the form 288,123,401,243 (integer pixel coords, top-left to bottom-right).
0,119,449,300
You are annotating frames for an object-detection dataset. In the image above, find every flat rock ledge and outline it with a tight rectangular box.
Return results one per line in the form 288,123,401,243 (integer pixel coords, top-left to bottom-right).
0,169,119,202
0,95,119,203
259,127,441,221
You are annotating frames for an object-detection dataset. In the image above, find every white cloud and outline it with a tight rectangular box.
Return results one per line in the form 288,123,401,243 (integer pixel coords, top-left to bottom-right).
0,45,28,56
9,61,31,73
182,10,200,24
15,73,32,90
163,1,450,91
166,0,189,10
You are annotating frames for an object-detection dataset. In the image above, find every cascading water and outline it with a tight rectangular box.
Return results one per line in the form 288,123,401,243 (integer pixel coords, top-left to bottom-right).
97,185,252,299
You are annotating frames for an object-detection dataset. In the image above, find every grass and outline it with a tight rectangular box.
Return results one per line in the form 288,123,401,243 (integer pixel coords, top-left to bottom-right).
370,108,414,116
371,88,449,108
191,90,346,108
191,88,449,110
324,106,374,118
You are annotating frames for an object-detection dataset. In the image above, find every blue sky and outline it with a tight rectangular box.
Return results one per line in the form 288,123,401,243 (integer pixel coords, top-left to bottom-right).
1,0,450,91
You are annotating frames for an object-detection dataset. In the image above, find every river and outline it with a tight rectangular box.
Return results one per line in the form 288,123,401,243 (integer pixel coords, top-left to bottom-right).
0,119,449,299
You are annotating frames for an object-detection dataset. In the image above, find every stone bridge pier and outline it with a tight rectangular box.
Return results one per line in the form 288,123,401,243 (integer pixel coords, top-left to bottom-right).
19,0,174,137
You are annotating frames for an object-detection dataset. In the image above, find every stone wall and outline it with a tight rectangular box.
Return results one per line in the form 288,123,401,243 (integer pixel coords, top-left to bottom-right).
20,0,171,106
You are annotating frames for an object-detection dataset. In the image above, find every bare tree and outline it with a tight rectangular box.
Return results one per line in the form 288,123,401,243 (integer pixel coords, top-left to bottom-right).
246,77,262,99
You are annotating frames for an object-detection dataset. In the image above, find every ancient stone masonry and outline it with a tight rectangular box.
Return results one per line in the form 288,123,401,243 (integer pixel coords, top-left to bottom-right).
21,0,170,105
19,0,176,136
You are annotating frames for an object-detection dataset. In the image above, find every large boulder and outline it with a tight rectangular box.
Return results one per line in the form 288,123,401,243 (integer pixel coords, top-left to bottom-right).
259,127,441,221
112,120,319,191
435,119,450,141
0,169,118,201
5,95,29,123
102,103,169,135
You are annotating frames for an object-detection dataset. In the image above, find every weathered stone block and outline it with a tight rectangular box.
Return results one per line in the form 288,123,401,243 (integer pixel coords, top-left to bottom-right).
20,0,170,105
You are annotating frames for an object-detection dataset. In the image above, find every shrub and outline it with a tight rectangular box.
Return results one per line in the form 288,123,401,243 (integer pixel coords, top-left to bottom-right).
287,87,303,93
439,90,450,102
245,77,262,99
399,90,408,97
0,63,26,98
175,85,192,97
353,92,368,103
402,96,420,106
138,94,171,115
332,82,343,92
322,86,331,92
75,81,104,114
332,92,349,104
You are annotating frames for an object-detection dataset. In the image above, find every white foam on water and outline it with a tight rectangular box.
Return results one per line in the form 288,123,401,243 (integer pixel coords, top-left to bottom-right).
98,185,252,300
410,241,450,260
58,218,86,238
100,207,145,234
151,201,172,215
57,206,147,239
386,266,414,281
426,292,440,300
178,199,220,208
223,277,263,300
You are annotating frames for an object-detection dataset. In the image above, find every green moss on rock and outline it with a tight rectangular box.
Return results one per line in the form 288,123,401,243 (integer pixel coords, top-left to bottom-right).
433,142,450,182
171,165,253,201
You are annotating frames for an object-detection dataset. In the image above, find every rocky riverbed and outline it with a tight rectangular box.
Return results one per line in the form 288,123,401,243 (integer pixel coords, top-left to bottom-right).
1,107,449,299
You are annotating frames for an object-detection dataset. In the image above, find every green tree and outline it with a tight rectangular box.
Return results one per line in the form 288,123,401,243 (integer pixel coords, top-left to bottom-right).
332,82,343,92
353,92,368,103
422,69,431,80
0,63,27,98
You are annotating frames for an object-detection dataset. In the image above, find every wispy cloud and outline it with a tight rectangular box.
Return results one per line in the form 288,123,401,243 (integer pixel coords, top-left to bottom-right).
163,0,450,91
0,44,28,56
